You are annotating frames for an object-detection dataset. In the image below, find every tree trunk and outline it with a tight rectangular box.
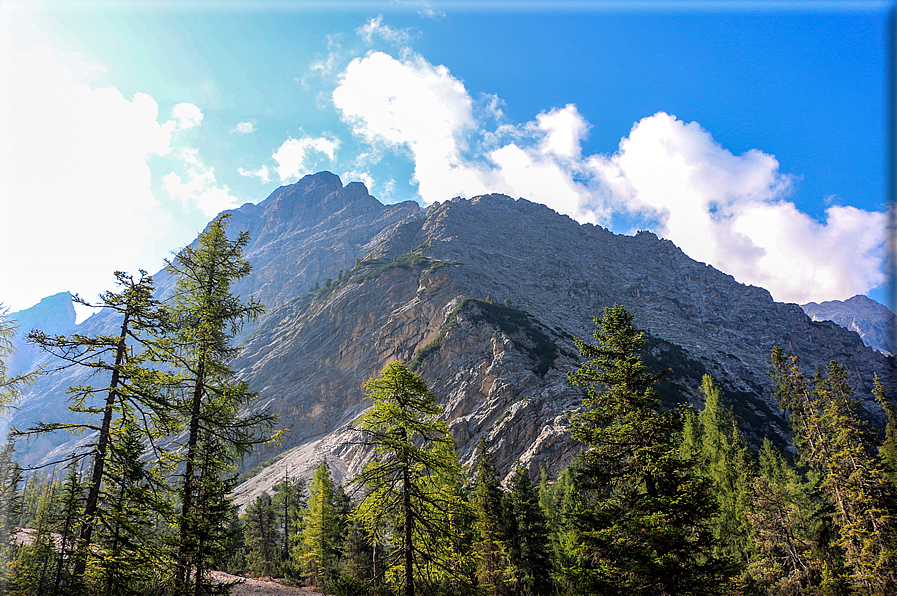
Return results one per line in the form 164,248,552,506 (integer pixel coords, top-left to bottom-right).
73,310,130,580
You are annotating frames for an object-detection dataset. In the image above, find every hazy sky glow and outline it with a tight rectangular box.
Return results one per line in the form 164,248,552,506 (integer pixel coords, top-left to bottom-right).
0,1,891,321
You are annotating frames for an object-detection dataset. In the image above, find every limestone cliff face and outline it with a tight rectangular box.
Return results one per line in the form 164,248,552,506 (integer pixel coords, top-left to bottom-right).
7,173,895,501
802,295,897,357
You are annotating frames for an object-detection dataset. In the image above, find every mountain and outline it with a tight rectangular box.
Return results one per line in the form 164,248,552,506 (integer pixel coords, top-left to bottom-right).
6,292,76,375
802,295,897,357
5,172,895,505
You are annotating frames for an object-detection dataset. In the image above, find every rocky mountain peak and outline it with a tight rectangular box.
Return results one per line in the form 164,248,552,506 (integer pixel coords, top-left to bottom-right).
802,294,897,356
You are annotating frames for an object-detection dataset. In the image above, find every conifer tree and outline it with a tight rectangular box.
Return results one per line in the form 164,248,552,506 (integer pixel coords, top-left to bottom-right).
23,271,173,582
770,348,897,592
165,214,275,595
89,416,171,596
7,475,59,596
690,375,755,571
470,437,508,595
272,473,305,575
562,304,731,595
874,374,897,491
351,361,469,596
297,461,339,586
502,464,551,596
0,437,21,590
244,491,279,578
51,463,84,595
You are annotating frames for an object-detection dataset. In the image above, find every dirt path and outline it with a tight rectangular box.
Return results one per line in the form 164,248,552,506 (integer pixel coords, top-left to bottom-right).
210,571,323,595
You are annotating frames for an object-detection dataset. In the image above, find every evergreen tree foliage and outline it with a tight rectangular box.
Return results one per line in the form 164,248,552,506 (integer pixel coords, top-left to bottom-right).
23,271,174,583
0,437,21,590
351,361,470,596
0,304,37,413
745,439,840,595
51,463,85,595
244,491,279,578
688,376,755,575
7,475,60,596
537,468,576,586
770,348,897,592
272,473,305,578
874,375,897,491
502,464,552,596
88,416,170,596
164,214,275,595
470,436,509,595
562,304,731,595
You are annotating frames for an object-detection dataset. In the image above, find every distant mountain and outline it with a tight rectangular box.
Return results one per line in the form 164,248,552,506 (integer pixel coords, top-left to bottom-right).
6,292,76,374
5,172,895,506
802,295,897,357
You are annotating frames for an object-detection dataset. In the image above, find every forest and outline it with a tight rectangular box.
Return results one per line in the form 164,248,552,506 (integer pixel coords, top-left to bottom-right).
0,215,896,596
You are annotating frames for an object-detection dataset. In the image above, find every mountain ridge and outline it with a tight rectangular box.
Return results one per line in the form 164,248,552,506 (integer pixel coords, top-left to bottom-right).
4,172,894,502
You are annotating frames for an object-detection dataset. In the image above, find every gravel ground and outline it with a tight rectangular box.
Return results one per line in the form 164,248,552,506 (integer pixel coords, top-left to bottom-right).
210,571,324,595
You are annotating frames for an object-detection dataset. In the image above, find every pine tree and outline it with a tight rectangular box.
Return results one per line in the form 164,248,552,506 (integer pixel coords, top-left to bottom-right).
562,304,731,595
537,468,575,585
351,361,469,596
51,463,84,595
770,348,897,592
164,214,275,595
88,416,170,596
502,464,552,596
690,375,755,574
7,475,59,596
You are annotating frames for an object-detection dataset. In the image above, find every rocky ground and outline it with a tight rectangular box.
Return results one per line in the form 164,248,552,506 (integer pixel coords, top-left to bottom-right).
211,571,323,595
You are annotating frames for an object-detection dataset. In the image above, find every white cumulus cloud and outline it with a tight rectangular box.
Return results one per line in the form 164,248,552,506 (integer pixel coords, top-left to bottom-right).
238,165,272,183
172,102,203,130
163,148,240,218
357,16,413,47
586,112,886,304
333,51,493,202
273,136,339,182
232,121,256,134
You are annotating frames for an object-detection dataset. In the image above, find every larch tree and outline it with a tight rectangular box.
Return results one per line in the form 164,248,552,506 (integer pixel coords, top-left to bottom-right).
297,460,339,587
164,214,275,595
770,348,897,592
23,271,173,584
350,361,468,596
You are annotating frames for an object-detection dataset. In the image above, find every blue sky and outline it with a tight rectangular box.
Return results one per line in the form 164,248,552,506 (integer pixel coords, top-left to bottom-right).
0,1,891,321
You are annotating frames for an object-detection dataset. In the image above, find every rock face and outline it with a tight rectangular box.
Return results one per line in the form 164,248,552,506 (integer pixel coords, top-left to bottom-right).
6,292,76,375
802,295,897,357
5,172,896,506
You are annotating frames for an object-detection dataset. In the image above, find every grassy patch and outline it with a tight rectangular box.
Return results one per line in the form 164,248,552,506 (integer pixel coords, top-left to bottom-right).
409,298,559,377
